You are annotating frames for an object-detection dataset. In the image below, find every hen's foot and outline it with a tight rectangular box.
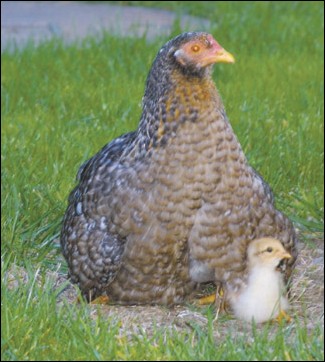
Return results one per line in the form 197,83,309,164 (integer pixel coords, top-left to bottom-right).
198,286,227,321
198,293,216,305
90,295,110,305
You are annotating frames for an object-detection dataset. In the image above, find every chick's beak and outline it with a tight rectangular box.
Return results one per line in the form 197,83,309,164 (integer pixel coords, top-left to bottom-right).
280,251,292,260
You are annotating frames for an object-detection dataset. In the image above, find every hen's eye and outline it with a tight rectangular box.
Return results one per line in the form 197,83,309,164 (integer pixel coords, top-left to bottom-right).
266,247,273,253
191,45,200,52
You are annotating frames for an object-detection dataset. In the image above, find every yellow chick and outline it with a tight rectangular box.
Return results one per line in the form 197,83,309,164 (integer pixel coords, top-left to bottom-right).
228,238,292,323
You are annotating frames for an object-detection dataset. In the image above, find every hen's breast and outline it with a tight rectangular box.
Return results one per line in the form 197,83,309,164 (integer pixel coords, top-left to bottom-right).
106,106,226,304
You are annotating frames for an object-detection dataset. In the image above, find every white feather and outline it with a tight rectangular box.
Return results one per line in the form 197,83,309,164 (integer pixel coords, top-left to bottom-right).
230,265,289,323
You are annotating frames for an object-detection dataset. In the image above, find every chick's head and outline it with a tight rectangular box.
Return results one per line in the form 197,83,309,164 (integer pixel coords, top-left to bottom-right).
247,238,292,270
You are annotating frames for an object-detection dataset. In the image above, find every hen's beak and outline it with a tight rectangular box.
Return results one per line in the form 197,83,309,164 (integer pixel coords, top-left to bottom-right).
200,47,235,67
213,48,235,64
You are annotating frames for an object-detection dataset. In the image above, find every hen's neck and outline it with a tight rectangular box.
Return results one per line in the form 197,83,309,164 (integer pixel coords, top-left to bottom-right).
138,70,225,146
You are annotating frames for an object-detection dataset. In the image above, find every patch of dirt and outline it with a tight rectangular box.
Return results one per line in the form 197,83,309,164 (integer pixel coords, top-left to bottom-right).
290,239,324,328
5,238,324,339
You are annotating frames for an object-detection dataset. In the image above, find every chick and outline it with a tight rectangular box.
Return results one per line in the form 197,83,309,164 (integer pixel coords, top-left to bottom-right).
228,238,292,323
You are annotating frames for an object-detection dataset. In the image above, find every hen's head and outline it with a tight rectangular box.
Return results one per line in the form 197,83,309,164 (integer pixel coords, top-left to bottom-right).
150,32,234,78
143,32,234,107
172,32,234,70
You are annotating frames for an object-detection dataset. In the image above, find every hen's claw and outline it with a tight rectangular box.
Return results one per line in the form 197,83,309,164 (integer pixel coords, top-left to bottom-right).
90,295,110,305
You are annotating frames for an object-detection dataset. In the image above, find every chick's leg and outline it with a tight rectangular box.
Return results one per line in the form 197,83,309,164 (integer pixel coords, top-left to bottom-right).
275,309,292,323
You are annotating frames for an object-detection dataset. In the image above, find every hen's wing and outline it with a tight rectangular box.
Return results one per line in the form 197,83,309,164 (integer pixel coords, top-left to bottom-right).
61,131,136,301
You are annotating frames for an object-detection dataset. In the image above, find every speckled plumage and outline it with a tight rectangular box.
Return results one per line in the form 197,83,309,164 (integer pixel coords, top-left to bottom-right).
60,32,297,305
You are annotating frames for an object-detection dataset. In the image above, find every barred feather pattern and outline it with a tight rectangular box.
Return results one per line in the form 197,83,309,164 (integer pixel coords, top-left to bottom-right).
60,32,297,304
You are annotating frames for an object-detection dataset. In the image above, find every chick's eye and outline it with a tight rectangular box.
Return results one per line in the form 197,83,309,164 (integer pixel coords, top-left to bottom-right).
191,45,200,52
266,247,273,253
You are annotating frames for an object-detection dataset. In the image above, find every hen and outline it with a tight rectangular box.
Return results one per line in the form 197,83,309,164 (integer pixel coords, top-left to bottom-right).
61,32,297,305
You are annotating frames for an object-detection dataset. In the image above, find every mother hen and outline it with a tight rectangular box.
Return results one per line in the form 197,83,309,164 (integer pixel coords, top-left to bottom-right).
61,32,297,305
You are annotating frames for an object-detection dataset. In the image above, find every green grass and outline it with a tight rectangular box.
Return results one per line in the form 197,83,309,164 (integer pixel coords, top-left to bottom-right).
1,1,324,360
1,263,323,361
